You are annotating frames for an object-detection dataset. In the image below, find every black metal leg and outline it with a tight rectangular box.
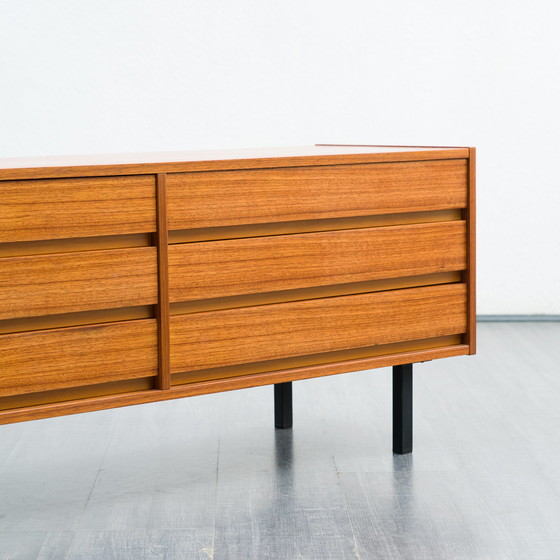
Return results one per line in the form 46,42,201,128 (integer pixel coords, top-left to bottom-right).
274,382,293,429
393,364,413,454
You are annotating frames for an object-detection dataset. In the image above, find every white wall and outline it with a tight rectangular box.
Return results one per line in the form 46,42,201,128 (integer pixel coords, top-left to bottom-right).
1,1,559,315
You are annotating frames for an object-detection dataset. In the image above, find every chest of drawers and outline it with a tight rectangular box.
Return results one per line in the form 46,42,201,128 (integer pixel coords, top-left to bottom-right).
0,145,475,453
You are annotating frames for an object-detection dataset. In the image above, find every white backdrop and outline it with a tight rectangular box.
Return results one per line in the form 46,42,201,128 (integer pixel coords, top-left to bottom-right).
1,1,559,315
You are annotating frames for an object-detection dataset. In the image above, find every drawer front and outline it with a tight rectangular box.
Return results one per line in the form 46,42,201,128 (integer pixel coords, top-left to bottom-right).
170,283,467,373
169,221,466,302
167,159,467,230
0,175,156,242
0,319,158,396
0,247,158,320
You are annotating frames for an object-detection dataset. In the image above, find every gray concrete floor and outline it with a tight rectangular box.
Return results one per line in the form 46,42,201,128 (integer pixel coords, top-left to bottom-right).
1,322,560,559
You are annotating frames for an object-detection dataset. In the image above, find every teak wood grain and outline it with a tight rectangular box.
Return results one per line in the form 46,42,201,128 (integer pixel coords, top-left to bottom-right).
0,175,156,242
1,336,459,413
169,221,467,302
0,377,153,412
171,335,462,386
169,272,462,316
167,159,468,230
170,284,467,373
0,146,469,181
0,247,157,320
0,344,469,425
0,319,158,397
0,145,475,424
167,209,463,244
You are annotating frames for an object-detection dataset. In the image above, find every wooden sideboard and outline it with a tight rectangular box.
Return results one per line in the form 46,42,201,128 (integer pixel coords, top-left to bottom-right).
0,145,475,453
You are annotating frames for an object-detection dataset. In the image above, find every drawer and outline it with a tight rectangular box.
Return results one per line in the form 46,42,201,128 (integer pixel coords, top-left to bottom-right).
169,221,466,302
170,283,467,373
167,159,467,230
0,319,158,396
0,175,156,242
0,247,158,320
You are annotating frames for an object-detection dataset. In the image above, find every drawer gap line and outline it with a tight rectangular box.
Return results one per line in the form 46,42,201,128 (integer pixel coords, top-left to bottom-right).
170,273,465,316
168,210,464,244
0,305,156,335
0,233,153,258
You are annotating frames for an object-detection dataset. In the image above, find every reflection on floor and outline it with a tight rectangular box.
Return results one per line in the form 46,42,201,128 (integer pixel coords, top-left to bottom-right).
1,322,560,559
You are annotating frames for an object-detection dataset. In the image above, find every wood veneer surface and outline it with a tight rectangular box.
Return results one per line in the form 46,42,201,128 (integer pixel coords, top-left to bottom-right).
0,145,469,180
0,344,469,425
0,319,158,397
0,247,157,320
167,160,467,230
0,145,475,423
170,284,467,373
169,222,467,302
0,175,156,242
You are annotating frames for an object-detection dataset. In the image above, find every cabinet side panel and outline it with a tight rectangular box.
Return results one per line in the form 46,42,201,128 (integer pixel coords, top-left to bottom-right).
467,148,476,354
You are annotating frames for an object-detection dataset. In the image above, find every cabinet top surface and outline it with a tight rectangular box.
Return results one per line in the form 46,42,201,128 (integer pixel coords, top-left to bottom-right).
0,144,470,180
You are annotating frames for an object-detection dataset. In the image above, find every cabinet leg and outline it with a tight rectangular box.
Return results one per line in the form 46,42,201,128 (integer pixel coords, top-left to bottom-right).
393,364,413,454
274,382,293,429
